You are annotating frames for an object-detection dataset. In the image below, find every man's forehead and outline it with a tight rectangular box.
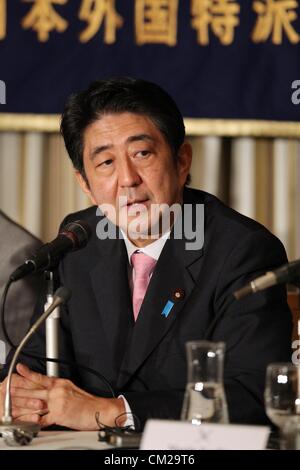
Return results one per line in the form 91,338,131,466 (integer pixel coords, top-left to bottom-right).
83,112,163,147
87,112,158,131
84,113,161,134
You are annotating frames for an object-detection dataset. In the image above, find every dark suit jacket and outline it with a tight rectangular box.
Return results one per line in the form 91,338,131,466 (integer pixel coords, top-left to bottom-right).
0,211,42,359
7,188,292,428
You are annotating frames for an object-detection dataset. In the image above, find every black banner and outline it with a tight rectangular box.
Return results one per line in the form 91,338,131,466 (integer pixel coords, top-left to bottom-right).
0,0,300,120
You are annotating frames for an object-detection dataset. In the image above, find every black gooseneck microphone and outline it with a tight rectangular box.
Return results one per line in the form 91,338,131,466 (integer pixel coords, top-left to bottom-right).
9,220,92,282
234,259,300,300
205,260,300,339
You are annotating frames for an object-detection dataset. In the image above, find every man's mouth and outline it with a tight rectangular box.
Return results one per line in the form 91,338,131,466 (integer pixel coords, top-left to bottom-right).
126,199,149,207
124,199,150,214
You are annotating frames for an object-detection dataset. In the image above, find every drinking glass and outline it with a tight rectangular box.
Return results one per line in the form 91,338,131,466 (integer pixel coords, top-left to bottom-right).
181,340,229,425
281,415,300,449
265,363,300,429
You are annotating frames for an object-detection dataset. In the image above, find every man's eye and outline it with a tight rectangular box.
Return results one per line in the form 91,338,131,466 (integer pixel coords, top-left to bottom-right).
98,159,113,167
135,150,150,158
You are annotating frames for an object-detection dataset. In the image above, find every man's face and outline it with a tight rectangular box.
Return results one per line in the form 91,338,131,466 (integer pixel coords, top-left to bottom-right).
76,112,192,246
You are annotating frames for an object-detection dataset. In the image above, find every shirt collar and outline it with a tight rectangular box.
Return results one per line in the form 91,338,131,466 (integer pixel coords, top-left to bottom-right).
120,229,170,263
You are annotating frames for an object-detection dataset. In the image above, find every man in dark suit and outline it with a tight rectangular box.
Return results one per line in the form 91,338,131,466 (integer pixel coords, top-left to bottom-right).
0,78,292,430
0,211,42,361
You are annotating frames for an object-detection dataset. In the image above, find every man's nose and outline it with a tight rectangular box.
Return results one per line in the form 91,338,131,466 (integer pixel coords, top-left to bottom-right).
118,159,141,187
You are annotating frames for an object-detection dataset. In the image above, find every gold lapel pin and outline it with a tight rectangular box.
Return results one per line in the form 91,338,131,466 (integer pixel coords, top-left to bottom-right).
172,288,185,302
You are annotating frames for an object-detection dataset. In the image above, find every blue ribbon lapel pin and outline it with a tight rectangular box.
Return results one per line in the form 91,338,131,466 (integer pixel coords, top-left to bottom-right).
161,288,185,318
162,300,174,318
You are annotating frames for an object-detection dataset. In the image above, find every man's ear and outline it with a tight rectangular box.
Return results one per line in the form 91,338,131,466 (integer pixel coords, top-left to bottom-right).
75,171,97,205
177,141,192,186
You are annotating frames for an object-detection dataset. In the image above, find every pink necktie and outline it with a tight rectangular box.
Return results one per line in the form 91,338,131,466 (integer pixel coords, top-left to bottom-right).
131,252,157,321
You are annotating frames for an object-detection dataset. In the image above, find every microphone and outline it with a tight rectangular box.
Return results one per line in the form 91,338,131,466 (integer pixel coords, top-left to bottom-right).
9,220,92,282
234,259,300,300
0,287,71,446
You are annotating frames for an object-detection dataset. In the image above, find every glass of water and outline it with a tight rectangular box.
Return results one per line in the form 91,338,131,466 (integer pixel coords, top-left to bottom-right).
181,340,229,425
265,363,300,432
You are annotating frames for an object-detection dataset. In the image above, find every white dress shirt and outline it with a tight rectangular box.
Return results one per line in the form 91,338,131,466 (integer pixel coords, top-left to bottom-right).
121,229,171,263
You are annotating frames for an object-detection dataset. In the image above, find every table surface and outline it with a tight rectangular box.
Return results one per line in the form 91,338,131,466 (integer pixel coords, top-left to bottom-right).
0,428,280,451
0,431,111,450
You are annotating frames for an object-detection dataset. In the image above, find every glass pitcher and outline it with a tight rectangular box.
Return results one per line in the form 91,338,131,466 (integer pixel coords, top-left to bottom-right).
181,340,229,425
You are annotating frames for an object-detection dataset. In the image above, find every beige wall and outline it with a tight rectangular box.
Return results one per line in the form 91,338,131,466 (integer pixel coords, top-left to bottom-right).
0,131,299,259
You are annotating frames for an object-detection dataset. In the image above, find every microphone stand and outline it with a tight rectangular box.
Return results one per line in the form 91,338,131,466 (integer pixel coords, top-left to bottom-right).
0,287,70,446
45,272,60,377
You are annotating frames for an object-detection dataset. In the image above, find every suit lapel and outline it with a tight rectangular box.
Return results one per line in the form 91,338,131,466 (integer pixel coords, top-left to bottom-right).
89,232,133,377
117,197,205,389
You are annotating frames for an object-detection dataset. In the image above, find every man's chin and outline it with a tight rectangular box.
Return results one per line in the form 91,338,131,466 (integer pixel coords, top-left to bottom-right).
118,219,161,242
130,231,161,242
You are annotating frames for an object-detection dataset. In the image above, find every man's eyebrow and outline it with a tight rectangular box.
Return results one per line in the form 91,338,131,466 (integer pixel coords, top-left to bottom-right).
126,134,155,144
89,134,155,160
89,144,113,160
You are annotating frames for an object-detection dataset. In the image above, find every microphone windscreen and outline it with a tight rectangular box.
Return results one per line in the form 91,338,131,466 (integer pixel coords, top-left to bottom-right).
54,286,71,303
61,220,92,250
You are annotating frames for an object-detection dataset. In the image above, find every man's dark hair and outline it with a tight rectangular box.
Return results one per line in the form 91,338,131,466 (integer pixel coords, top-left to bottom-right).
60,77,186,178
